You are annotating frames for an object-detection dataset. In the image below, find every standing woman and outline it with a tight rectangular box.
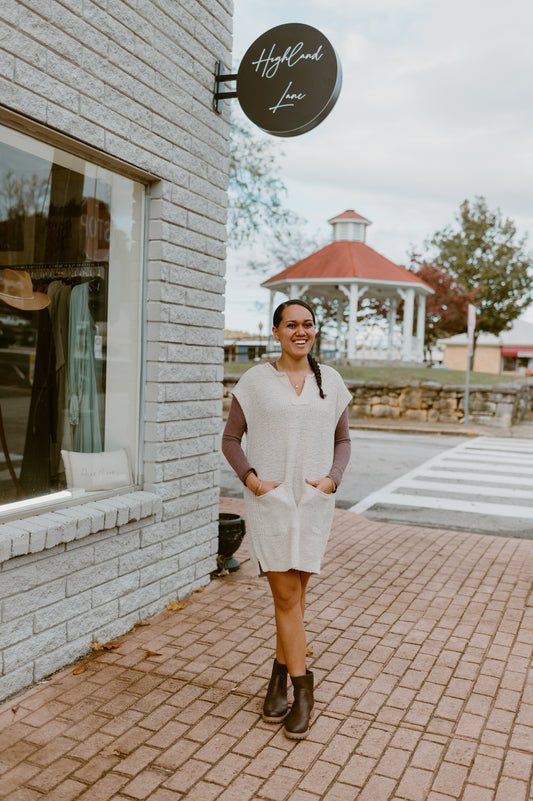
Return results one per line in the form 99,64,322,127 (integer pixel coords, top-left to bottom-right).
222,299,352,739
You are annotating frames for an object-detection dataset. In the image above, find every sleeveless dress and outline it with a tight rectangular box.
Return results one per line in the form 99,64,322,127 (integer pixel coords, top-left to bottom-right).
231,362,352,575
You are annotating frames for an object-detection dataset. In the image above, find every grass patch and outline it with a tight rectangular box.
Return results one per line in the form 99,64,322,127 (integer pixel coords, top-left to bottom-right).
224,361,529,387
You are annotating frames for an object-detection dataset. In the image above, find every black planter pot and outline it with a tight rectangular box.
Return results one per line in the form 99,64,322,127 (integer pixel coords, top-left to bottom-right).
217,513,245,572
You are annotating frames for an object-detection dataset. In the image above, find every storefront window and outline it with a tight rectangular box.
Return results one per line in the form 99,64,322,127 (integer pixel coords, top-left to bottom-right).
0,125,145,514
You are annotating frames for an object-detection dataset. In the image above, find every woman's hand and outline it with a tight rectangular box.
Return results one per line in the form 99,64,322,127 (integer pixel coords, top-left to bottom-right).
245,474,281,496
305,477,336,495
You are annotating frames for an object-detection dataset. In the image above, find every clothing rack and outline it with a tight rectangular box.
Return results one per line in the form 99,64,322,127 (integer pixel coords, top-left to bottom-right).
7,262,108,280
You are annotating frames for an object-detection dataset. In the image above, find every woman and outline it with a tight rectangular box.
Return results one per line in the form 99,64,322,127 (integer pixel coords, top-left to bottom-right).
222,299,352,739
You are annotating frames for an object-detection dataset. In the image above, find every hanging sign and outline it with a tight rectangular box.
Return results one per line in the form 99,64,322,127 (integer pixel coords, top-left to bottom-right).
236,23,342,137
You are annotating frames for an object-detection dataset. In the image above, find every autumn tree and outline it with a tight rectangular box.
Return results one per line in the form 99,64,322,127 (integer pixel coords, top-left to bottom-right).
427,197,533,346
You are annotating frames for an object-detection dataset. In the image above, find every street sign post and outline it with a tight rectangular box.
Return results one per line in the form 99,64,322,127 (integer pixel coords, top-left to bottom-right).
464,304,476,428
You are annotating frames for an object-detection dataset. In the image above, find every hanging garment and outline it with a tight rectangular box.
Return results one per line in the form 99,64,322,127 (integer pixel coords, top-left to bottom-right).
19,307,57,495
48,281,72,483
68,282,102,452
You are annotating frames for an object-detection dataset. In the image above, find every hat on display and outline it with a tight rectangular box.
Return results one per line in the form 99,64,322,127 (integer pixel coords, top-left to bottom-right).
0,268,50,311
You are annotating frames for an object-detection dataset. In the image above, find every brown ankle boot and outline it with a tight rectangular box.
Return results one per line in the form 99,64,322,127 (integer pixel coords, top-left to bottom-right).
284,670,314,739
262,659,289,723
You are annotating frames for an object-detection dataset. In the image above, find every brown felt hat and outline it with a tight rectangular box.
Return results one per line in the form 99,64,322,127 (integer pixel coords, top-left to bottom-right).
0,268,50,311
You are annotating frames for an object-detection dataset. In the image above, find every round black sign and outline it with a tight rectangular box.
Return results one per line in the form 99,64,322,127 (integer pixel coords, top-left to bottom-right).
237,23,342,138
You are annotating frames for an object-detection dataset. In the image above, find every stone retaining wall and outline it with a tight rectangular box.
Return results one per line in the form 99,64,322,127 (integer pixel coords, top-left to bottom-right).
223,376,531,428
346,381,531,427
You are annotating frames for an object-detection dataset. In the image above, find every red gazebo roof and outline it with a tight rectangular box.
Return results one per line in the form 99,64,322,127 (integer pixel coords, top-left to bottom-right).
262,240,432,290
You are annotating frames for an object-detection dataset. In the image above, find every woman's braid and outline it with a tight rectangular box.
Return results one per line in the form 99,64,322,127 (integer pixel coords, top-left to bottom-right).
307,353,326,399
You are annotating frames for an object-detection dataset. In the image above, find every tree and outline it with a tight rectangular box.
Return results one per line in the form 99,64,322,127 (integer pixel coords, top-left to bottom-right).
227,119,297,248
427,196,533,345
409,257,478,360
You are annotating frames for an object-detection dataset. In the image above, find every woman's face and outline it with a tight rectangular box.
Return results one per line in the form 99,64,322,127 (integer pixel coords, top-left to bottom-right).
273,304,316,359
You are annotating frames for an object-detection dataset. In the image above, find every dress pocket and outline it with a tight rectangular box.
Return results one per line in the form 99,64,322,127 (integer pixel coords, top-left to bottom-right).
246,482,295,539
299,481,335,538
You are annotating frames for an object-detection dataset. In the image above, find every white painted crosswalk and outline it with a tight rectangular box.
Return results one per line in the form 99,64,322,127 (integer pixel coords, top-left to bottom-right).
349,436,533,520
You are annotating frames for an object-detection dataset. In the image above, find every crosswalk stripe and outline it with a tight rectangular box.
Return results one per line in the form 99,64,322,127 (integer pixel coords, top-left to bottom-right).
401,478,533,500
424,469,533,487
375,493,533,519
438,453,533,465
426,459,533,475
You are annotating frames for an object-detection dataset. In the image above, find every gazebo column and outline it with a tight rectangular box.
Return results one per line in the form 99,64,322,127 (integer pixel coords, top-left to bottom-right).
339,284,364,360
289,283,308,299
416,293,426,361
387,298,397,359
401,287,415,361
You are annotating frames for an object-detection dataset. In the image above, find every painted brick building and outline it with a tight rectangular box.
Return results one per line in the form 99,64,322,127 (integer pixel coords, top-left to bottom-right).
0,0,233,700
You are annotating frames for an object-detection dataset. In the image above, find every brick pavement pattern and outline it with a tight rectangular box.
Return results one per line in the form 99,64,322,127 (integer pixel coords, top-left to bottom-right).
1,498,533,800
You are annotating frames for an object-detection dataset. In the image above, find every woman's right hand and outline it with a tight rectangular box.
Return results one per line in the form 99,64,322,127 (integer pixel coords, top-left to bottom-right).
256,480,281,496
245,475,280,496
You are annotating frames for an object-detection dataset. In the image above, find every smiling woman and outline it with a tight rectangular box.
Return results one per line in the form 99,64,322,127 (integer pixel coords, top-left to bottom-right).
222,298,352,739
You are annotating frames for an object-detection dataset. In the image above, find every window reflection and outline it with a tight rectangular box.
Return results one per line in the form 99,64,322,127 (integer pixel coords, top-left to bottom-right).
0,138,111,504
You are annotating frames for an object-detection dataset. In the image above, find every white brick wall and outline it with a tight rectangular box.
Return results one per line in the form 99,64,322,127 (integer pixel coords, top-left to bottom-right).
0,0,233,700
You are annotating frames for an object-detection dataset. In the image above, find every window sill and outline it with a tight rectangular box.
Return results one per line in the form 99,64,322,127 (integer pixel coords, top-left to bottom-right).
0,490,162,564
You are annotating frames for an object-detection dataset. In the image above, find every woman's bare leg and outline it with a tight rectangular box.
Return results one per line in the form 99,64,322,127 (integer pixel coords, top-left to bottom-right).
267,570,312,676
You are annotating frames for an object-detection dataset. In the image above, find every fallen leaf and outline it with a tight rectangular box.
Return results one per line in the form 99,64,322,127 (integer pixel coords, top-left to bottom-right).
11,705,19,714
134,619,150,627
194,587,205,593
103,640,120,650
102,747,127,758
306,646,314,656
73,665,87,675
144,649,163,657
166,600,186,611
91,640,103,651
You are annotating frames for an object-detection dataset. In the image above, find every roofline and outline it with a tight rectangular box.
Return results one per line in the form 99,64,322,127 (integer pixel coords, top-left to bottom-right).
261,276,435,294
327,211,372,225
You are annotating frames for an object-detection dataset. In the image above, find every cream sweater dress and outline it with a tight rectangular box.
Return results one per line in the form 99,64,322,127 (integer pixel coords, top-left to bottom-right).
232,362,352,575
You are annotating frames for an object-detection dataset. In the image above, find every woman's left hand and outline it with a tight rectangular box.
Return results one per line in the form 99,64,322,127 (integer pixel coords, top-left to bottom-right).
305,477,335,494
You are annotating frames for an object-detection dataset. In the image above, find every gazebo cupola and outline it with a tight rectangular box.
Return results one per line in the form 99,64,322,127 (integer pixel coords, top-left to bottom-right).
328,209,371,243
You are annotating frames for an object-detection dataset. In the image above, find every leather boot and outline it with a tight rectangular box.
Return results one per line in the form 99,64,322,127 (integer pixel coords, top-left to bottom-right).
284,670,314,739
262,659,289,723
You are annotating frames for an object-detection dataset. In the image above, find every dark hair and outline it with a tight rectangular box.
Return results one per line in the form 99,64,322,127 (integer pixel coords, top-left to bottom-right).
272,299,326,399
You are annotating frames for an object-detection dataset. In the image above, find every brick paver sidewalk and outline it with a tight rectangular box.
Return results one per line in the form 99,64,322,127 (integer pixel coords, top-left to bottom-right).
1,498,533,801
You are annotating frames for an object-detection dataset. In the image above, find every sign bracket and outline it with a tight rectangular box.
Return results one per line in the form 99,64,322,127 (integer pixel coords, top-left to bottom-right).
213,61,238,113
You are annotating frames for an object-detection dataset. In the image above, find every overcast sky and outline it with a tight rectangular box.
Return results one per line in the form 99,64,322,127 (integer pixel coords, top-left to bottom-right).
224,0,533,334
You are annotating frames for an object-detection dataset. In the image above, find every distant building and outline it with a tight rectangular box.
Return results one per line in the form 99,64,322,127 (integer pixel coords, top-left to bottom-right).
441,319,533,374
224,338,270,362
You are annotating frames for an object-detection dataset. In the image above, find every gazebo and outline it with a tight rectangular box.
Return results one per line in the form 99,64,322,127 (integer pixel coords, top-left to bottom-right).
262,210,434,362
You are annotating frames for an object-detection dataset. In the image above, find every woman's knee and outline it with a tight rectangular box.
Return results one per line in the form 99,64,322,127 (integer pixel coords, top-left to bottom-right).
268,572,302,614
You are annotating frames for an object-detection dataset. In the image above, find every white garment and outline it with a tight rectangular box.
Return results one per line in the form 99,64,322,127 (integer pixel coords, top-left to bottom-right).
232,362,352,575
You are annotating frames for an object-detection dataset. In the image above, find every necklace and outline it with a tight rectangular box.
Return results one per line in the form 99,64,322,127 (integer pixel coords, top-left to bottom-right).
275,361,310,390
